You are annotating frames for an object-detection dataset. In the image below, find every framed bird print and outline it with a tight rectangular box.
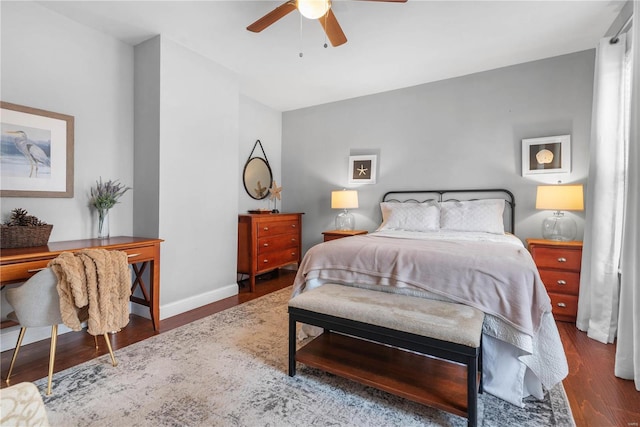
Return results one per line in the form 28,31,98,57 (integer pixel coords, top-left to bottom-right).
521,135,570,177
0,102,74,197
348,154,377,185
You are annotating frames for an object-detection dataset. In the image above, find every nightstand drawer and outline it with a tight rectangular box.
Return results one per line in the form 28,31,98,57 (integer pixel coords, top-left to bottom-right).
547,292,578,321
529,247,581,271
538,270,580,295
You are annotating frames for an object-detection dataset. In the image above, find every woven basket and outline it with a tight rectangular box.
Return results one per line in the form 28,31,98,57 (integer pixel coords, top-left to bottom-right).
0,224,53,249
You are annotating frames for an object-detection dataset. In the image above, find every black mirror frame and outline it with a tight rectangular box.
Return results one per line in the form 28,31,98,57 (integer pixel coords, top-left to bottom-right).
242,140,273,200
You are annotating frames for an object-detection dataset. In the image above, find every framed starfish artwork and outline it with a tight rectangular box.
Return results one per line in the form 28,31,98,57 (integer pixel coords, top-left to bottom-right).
0,102,74,197
348,154,377,185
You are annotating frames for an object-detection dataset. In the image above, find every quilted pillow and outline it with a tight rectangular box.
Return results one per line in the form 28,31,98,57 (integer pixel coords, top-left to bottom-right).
440,199,505,234
378,202,440,232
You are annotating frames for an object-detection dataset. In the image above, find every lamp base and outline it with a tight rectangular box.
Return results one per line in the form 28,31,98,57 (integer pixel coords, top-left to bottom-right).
542,211,577,241
335,210,355,231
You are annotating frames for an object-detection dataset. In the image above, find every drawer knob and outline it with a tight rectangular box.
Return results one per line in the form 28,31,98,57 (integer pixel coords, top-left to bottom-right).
557,302,567,308
291,238,296,242
557,280,567,285
263,227,269,231
263,243,269,247
557,257,567,263
263,259,269,263
291,224,296,228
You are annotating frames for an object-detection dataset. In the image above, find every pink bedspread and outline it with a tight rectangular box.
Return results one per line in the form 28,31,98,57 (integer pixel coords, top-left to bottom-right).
293,234,551,336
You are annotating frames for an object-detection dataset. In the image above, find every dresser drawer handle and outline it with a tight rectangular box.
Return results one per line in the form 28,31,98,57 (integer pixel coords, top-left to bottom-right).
557,257,567,263
263,227,269,231
291,224,296,228
291,238,296,242
27,267,46,273
557,302,567,308
263,259,269,263
263,243,269,247
557,280,567,285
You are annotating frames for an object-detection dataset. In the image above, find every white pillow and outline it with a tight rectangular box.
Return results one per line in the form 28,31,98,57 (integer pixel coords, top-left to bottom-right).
378,202,440,232
440,199,505,234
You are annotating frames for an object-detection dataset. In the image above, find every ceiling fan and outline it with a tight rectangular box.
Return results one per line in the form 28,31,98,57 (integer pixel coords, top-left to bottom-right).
246,0,407,47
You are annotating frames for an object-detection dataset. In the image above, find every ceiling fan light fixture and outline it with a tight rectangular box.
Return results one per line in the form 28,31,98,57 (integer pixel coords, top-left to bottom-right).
297,0,330,19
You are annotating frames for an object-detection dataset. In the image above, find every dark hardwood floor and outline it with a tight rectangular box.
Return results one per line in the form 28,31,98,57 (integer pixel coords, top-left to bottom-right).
2,269,638,427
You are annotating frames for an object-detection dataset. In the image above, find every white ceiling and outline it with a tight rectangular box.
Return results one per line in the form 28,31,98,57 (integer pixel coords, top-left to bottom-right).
39,1,625,112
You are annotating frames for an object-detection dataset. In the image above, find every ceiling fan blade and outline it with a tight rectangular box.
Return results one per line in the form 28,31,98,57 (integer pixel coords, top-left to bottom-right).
247,1,297,33
319,9,347,47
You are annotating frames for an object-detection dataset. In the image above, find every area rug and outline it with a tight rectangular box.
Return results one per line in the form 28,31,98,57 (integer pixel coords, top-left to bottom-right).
38,287,575,427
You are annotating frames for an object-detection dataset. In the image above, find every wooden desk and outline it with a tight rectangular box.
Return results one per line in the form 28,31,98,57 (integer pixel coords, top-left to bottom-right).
1,236,163,331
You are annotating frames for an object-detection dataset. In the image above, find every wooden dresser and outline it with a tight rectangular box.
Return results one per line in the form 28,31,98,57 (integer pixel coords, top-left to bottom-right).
527,239,583,323
238,213,303,292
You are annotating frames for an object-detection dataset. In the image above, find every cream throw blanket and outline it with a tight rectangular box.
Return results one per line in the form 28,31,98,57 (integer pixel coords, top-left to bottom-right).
48,249,131,336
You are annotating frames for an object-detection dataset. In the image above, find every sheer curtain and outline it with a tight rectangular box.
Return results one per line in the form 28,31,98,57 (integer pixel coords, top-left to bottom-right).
577,33,629,344
615,4,639,390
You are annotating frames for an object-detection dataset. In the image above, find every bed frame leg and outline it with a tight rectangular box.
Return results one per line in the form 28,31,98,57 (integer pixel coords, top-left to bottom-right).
288,316,296,377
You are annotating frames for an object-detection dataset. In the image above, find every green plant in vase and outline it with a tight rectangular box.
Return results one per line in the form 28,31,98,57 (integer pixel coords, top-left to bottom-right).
90,178,131,239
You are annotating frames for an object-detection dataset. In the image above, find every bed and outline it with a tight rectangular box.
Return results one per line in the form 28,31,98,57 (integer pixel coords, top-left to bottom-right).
292,189,568,408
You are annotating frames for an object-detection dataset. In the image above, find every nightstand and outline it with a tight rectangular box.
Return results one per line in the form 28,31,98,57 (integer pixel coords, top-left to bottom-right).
322,230,368,242
527,239,583,323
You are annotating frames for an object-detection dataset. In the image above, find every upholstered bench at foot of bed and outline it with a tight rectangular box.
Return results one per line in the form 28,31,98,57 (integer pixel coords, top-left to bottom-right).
288,284,485,427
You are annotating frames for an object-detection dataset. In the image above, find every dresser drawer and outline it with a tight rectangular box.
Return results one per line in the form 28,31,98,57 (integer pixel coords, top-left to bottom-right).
257,219,300,238
0,259,51,283
530,247,581,271
547,292,578,321
538,270,580,295
257,235,299,254
256,249,299,271
122,245,157,262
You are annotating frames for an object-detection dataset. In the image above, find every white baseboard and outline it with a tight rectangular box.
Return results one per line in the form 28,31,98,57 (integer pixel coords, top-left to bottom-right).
0,283,239,352
133,282,239,321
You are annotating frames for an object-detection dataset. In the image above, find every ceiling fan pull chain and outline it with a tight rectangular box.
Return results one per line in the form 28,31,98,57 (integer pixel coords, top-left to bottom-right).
323,13,328,48
299,13,304,57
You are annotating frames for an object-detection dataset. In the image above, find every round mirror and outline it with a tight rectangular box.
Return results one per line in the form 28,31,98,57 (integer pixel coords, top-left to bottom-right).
243,157,273,200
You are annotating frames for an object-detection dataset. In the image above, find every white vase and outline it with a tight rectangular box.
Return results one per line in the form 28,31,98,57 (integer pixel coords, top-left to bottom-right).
97,209,110,239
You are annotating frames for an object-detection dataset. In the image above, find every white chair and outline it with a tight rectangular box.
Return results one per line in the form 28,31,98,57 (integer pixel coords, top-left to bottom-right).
4,268,117,395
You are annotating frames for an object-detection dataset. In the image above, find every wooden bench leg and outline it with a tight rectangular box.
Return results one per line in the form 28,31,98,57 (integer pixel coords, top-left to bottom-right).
288,316,296,377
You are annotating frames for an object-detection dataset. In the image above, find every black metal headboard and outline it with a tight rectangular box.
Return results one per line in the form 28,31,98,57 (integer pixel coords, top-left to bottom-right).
382,188,516,234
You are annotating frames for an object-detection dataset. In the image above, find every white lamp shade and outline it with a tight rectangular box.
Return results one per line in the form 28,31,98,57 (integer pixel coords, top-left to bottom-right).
297,0,330,19
331,190,359,210
536,185,584,211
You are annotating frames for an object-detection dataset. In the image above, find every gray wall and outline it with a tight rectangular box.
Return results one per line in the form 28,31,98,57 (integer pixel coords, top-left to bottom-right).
283,50,594,253
134,35,240,315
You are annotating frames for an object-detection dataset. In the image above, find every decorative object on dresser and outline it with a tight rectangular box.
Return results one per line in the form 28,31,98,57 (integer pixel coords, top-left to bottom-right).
237,213,303,292
322,229,367,242
527,239,583,323
268,180,282,213
331,189,358,230
536,184,584,241
0,101,74,198
0,208,52,249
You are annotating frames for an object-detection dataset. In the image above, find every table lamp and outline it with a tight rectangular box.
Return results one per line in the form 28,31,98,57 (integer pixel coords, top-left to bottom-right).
331,190,359,231
536,184,584,241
